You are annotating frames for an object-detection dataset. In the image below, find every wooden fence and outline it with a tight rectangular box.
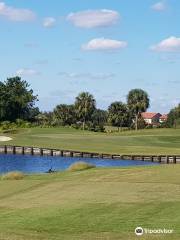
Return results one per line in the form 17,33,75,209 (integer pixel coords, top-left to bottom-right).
0,145,180,164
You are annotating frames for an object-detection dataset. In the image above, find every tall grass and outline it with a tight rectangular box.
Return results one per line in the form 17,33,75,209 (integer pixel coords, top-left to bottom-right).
68,161,96,172
1,171,25,180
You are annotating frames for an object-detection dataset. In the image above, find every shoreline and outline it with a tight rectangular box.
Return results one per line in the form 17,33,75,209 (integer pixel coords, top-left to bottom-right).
0,145,179,164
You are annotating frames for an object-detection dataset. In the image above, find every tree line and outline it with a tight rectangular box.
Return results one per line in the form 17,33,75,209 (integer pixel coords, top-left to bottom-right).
0,76,178,131
34,89,150,131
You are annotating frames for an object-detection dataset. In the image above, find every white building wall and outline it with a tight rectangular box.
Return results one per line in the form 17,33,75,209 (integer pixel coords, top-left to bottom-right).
144,118,152,124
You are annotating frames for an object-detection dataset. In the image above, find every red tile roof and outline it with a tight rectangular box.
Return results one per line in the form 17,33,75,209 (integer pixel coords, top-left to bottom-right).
160,114,168,120
141,112,161,119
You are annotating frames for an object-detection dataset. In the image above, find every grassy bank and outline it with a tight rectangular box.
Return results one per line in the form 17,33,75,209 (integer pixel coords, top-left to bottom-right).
0,165,180,239
1,127,180,155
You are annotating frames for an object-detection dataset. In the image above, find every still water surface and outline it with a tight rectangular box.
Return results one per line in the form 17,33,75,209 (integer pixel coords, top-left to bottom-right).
0,154,159,174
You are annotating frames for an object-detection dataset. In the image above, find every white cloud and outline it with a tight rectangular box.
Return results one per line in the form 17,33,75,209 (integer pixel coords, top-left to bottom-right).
151,36,180,52
151,2,166,11
82,38,127,51
58,72,115,81
16,68,40,76
43,17,56,28
0,2,36,22
67,9,120,28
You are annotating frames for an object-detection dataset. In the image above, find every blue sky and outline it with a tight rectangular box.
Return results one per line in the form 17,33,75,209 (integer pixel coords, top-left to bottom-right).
0,0,180,113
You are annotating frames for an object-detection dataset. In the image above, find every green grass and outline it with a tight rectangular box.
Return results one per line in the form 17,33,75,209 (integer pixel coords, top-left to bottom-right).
1,127,180,155
0,166,180,239
1,127,179,239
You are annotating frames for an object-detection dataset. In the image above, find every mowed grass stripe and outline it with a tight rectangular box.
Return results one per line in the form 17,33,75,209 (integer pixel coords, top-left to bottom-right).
2,127,180,154
0,166,180,239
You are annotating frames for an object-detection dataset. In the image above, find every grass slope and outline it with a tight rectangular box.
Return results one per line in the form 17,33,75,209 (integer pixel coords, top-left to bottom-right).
0,166,180,239
1,127,180,155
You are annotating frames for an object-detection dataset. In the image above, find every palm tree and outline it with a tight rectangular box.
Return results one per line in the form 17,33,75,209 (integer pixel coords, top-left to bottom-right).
108,101,129,131
75,92,96,130
92,109,108,126
54,104,75,126
127,89,149,130
35,113,48,126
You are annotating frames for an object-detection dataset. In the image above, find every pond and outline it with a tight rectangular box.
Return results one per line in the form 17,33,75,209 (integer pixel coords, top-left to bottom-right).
0,154,159,174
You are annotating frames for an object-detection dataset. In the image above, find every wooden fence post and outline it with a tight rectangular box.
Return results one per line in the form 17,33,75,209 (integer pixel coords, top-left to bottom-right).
40,148,43,156
157,156,161,163
31,147,34,155
4,145,7,154
173,156,176,164
50,149,53,156
22,146,25,155
13,146,16,154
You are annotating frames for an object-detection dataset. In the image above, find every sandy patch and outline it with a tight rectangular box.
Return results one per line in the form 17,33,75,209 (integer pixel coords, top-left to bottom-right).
0,136,12,142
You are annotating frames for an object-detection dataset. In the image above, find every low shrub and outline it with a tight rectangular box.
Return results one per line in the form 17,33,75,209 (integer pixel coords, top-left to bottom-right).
16,119,31,128
71,123,80,129
2,129,18,134
1,171,25,180
89,125,105,132
0,121,13,130
68,161,96,172
145,125,153,129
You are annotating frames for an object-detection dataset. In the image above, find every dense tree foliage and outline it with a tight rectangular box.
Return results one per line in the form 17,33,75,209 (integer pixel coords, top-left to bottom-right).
127,89,150,130
0,77,153,132
75,92,96,130
108,102,129,130
92,109,107,126
0,77,38,122
53,104,76,126
167,104,180,128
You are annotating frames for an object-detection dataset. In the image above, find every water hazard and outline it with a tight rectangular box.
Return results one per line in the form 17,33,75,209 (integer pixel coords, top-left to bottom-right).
0,154,159,174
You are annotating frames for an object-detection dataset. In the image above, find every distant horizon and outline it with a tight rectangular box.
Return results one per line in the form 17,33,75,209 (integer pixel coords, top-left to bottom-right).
0,0,179,113
0,75,170,114
36,88,170,115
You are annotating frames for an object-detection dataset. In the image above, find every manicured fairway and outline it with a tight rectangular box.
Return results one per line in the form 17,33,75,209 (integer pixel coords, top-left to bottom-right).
1,127,180,155
0,165,180,240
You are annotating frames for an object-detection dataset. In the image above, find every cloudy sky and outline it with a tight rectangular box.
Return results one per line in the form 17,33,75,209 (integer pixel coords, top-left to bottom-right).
0,0,179,113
